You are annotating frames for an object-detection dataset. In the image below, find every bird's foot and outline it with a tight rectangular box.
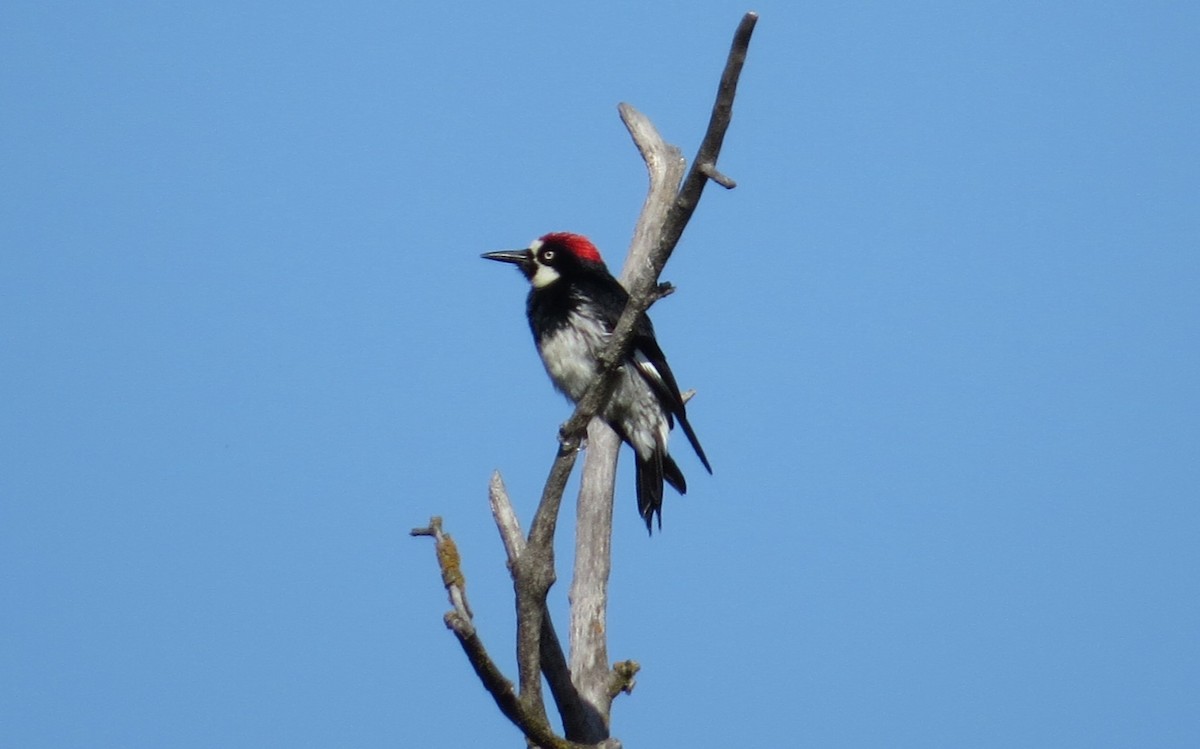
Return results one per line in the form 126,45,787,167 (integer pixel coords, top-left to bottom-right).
557,425,587,453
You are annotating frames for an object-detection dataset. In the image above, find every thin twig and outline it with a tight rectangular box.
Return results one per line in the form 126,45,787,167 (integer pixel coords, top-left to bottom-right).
410,517,473,628
699,162,737,189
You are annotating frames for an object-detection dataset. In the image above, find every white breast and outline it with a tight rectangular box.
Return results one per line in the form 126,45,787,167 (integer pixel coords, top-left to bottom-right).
537,311,610,401
537,311,669,460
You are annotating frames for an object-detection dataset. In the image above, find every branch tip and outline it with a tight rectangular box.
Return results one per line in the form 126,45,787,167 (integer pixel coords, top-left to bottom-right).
608,660,641,699
699,162,737,189
410,515,443,537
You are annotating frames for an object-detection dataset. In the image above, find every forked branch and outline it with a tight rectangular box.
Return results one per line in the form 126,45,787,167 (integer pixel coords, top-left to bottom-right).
561,12,757,741
417,12,757,749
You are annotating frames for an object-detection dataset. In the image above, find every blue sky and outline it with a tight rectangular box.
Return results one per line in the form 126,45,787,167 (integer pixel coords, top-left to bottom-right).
2,2,1198,747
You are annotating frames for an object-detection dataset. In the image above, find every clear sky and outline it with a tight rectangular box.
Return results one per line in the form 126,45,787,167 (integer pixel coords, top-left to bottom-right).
2,2,1198,747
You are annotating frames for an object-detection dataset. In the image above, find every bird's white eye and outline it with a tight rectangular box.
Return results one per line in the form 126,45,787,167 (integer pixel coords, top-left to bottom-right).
541,249,556,262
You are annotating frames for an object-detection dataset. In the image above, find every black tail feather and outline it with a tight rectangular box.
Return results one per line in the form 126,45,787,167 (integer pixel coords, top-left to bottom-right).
637,451,691,534
636,451,665,533
676,409,712,475
663,453,687,495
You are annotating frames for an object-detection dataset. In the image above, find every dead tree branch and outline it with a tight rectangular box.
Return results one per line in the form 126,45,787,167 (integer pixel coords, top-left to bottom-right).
412,516,601,749
562,12,757,742
416,11,757,748
490,473,602,740
564,101,684,736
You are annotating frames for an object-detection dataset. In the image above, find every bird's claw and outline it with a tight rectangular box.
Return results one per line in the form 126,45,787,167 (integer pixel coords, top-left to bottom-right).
557,426,587,453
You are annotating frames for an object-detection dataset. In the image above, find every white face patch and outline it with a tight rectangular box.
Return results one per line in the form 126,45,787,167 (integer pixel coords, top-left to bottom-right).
526,238,561,288
530,263,561,288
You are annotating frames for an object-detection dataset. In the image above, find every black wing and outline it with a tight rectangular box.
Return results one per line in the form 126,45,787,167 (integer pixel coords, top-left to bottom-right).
630,315,712,474
579,272,712,475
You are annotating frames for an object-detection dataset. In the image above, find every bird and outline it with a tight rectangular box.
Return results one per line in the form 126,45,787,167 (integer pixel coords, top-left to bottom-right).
482,232,711,532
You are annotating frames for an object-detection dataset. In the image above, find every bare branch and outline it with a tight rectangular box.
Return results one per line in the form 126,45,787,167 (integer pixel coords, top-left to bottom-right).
618,102,688,282
410,517,472,627
699,161,737,189
409,519,526,737
417,13,758,747
414,515,603,749
522,11,758,743
663,11,758,255
447,611,524,728
491,473,601,743
559,12,758,443
489,471,525,564
567,419,619,740
559,97,693,741
563,15,757,732
513,443,578,726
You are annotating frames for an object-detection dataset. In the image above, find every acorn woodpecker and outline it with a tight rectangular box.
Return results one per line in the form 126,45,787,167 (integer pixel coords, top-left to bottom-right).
483,232,711,532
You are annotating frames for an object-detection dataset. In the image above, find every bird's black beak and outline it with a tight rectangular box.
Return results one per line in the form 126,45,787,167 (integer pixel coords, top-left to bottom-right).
481,249,531,266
